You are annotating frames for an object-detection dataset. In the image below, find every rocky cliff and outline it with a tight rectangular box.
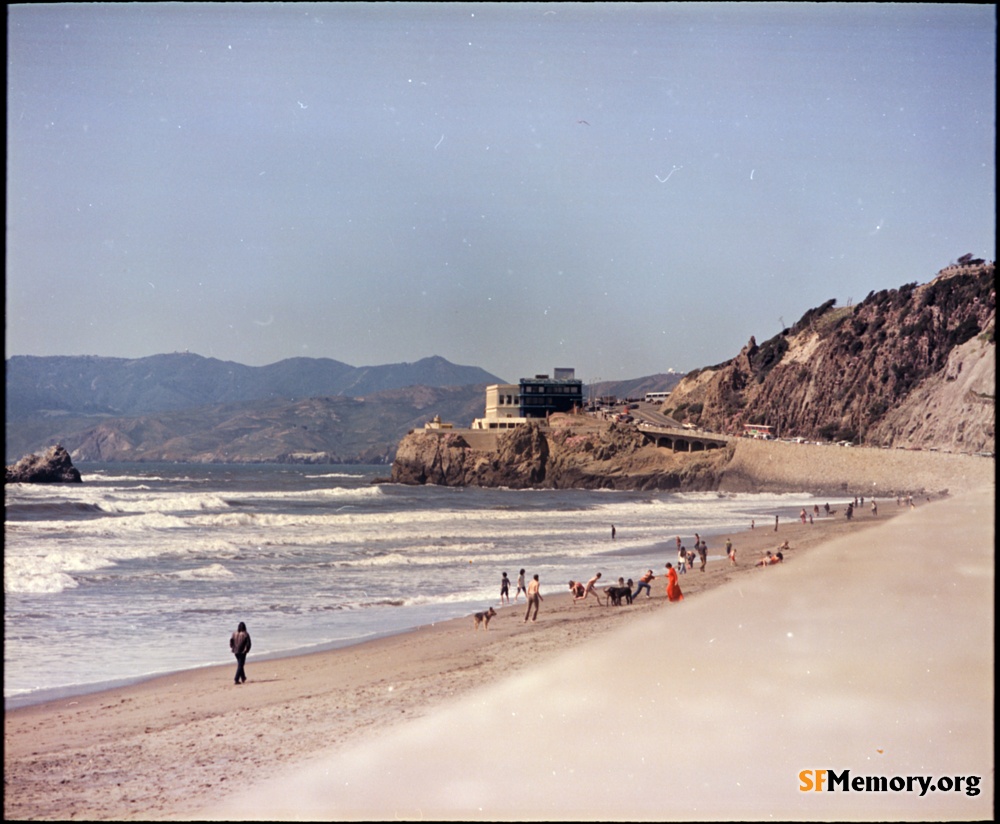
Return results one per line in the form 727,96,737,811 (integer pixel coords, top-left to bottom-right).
662,261,995,452
392,416,732,491
390,415,993,496
391,260,995,493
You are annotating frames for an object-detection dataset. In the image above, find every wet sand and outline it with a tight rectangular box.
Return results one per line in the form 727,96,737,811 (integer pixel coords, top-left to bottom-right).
4,491,993,821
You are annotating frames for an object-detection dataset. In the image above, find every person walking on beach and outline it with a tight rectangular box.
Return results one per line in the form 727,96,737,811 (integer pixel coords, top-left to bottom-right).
871,500,878,517
726,538,736,566
664,563,684,603
697,540,707,572
632,569,655,599
514,569,527,602
229,621,251,685
524,574,542,622
611,524,616,540
775,515,779,531
677,545,688,574
500,571,511,605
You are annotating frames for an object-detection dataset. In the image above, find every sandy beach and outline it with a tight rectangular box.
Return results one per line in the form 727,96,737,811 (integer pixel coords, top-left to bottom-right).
5,487,993,821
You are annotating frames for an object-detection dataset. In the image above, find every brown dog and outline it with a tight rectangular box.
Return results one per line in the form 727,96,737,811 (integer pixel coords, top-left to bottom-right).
473,606,497,630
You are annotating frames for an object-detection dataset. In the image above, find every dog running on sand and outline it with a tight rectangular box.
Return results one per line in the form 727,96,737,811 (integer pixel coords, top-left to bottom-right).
473,606,497,630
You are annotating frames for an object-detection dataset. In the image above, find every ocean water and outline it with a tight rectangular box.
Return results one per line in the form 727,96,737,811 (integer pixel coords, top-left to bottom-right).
4,463,819,708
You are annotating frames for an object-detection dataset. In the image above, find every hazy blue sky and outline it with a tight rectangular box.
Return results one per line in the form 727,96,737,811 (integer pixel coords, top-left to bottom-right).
6,3,995,383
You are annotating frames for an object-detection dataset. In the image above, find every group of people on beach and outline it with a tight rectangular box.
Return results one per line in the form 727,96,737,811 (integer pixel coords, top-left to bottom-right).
500,568,543,621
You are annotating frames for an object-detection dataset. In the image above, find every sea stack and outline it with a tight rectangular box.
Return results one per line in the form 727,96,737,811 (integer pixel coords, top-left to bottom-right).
5,444,83,484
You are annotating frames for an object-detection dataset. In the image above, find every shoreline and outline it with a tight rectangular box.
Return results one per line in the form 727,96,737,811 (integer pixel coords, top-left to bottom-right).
4,499,931,821
210,485,993,822
3,487,865,713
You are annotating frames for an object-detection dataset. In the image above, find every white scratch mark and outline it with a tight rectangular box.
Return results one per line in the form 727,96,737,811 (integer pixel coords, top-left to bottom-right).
434,134,444,150
655,166,682,183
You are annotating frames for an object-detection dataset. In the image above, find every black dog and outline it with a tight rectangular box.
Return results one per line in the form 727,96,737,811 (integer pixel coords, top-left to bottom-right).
605,585,633,606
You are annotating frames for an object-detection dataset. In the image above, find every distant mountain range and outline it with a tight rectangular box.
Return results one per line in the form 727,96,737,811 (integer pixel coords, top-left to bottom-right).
4,353,680,464
5,353,503,420
4,353,502,463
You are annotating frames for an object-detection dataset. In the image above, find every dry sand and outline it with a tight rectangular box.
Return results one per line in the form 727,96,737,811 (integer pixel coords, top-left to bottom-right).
4,489,993,821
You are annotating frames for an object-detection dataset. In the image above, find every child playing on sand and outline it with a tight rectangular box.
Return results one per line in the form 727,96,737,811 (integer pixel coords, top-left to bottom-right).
580,572,604,605
514,569,527,602
632,569,655,599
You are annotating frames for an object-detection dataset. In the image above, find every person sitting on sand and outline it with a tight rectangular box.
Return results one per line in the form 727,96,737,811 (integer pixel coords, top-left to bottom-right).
778,540,790,552
664,563,684,602
756,551,774,568
633,569,655,599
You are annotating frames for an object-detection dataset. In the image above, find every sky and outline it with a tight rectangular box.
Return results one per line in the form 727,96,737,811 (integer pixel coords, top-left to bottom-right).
6,3,996,384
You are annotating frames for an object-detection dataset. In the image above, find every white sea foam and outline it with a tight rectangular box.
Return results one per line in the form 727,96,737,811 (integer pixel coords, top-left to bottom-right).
174,563,234,581
4,464,825,705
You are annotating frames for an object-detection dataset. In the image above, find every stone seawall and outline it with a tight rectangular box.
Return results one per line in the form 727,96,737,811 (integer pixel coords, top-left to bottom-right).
720,438,994,497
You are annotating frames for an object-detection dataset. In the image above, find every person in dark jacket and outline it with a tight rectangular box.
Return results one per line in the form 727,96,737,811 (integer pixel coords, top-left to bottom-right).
230,621,251,684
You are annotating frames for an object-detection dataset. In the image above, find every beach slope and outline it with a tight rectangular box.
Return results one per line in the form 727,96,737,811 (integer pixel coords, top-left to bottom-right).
208,488,993,821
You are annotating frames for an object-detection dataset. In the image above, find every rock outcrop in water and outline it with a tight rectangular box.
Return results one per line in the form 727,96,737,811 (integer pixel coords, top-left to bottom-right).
5,444,83,484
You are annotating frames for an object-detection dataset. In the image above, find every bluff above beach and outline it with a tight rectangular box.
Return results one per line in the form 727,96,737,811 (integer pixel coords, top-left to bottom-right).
394,261,994,494
664,260,995,452
390,416,993,497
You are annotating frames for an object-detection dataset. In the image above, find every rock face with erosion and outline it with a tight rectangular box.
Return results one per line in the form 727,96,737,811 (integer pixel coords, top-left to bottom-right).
6,444,83,484
661,262,995,452
391,418,730,491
